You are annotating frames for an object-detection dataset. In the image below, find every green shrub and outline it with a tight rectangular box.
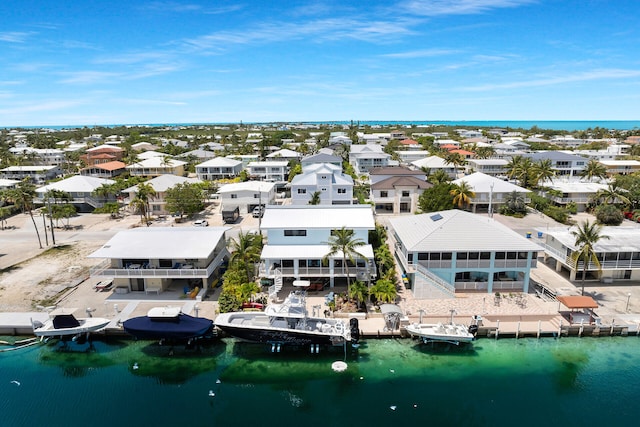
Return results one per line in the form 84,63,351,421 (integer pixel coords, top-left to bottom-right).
595,204,623,225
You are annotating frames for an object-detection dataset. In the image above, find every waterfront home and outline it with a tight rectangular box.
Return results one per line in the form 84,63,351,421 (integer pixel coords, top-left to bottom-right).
466,159,509,177
0,178,19,189
398,139,421,150
176,149,217,162
122,175,202,216
136,151,166,161
369,166,431,214
126,157,187,177
258,205,376,288
217,181,276,214
88,227,230,296
543,180,608,212
349,144,392,175
452,172,530,213
35,175,115,212
130,142,158,152
246,161,289,187
290,163,353,205
537,226,640,283
522,151,587,177
389,210,540,298
0,165,61,184
410,156,456,179
80,161,126,178
8,147,66,166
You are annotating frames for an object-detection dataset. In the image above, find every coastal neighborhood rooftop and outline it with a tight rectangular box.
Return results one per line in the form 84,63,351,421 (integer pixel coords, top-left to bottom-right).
260,205,375,229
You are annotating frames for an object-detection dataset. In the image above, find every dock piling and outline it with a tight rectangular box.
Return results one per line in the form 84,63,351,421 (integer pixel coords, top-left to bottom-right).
537,320,541,339
495,320,500,340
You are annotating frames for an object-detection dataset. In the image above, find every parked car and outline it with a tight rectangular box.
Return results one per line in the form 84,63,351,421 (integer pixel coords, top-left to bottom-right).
252,205,265,218
193,219,208,227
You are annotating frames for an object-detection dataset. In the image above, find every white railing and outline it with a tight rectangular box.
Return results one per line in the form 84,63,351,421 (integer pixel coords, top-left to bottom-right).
414,264,455,297
90,249,228,278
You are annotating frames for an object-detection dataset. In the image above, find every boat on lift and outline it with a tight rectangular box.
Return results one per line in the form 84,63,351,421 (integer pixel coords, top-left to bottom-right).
405,310,477,345
214,280,359,349
32,311,110,338
123,306,215,341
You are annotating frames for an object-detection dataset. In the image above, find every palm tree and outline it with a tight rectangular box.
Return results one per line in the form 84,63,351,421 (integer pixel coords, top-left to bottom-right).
8,179,43,248
129,182,156,226
582,159,607,182
323,226,367,294
501,190,527,215
506,156,535,188
570,220,609,295
349,280,369,310
444,152,465,178
309,190,321,205
228,231,263,283
474,146,495,159
370,278,397,304
532,159,556,187
505,155,524,181
595,183,630,206
450,181,476,209
427,169,451,185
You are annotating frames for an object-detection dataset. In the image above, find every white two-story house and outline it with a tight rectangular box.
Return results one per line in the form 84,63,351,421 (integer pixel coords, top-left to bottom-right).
195,157,243,180
258,205,377,288
349,144,392,175
246,161,289,187
88,227,230,297
290,163,353,205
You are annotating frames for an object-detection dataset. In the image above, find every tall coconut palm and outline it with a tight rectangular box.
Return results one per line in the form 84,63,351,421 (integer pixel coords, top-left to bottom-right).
532,159,556,187
323,226,367,293
426,169,451,185
129,182,156,226
8,179,42,248
444,152,466,178
228,231,263,283
570,220,609,295
595,183,630,206
450,181,476,210
582,159,607,182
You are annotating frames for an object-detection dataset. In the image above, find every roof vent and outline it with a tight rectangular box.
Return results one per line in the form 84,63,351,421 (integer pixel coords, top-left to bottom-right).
430,213,443,222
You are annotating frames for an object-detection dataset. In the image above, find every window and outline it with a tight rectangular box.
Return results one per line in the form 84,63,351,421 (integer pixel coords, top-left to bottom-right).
254,194,259,198
442,252,452,260
380,191,388,197
321,187,327,192
480,252,491,260
429,253,441,261
418,253,428,261
282,260,294,268
495,252,506,259
284,230,307,236
230,194,237,199
402,191,410,197
507,252,517,259
297,188,306,194
337,188,346,194
457,252,468,260
469,252,479,260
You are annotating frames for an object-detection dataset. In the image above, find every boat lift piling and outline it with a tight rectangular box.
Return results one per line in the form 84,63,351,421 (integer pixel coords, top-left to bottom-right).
579,319,584,337
537,320,541,339
516,321,520,339
495,320,500,340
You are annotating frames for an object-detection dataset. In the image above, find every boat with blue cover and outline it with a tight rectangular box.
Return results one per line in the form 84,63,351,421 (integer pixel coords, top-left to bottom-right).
123,307,214,341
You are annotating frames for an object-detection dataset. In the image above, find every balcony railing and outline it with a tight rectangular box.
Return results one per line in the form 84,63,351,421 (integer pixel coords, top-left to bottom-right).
90,249,228,278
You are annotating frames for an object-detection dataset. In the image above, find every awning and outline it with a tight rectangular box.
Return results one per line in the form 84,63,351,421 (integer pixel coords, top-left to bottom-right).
557,295,598,310
261,244,374,260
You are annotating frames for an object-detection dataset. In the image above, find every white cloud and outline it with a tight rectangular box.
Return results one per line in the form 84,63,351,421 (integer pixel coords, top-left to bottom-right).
141,1,244,14
400,0,537,16
0,31,35,43
462,68,640,91
58,71,122,85
382,48,461,58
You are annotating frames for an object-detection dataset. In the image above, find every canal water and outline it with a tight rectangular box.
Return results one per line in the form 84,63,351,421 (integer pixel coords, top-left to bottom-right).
1,336,638,427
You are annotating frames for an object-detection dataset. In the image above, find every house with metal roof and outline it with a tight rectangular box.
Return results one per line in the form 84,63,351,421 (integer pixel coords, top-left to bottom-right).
466,158,509,177
246,161,289,187
389,210,540,298
258,205,377,288
300,152,342,169
88,227,230,297
349,144,392,175
123,175,202,216
266,149,302,162
195,157,243,180
598,159,640,176
290,163,353,205
543,179,607,212
0,165,61,184
537,226,640,283
522,151,587,177
217,181,276,214
35,175,116,212
410,156,456,179
126,157,187,177
452,172,531,213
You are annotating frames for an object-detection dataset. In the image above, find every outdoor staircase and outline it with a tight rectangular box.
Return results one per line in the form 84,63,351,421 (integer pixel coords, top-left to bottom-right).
413,264,456,299
268,269,283,301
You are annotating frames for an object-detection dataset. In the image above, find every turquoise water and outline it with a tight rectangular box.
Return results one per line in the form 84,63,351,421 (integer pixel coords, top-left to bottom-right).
15,120,640,131
1,337,639,427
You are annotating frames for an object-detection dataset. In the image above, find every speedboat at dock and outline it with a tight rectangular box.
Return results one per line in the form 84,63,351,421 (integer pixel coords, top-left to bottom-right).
123,306,215,341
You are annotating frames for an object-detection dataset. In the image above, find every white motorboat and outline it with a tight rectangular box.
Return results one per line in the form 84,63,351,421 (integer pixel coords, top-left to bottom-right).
32,313,110,338
215,285,360,351
405,309,477,345
405,322,476,345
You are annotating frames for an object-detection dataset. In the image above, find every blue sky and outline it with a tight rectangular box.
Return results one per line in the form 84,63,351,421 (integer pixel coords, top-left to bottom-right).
1,0,639,126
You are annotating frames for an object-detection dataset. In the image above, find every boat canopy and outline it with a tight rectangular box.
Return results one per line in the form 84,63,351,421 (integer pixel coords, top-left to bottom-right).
52,314,81,329
123,314,213,340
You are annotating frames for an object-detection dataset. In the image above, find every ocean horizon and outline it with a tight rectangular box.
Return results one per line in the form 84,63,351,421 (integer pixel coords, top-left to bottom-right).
6,120,640,132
